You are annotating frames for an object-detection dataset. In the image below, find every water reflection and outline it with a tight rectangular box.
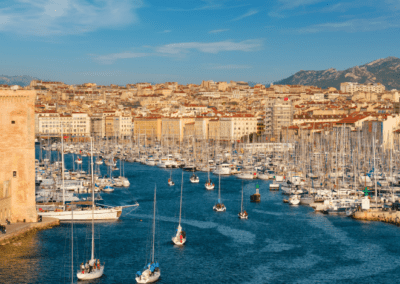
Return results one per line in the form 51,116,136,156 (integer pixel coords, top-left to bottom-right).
0,233,39,284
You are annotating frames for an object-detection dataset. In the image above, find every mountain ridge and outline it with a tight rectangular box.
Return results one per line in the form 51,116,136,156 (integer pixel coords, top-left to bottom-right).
0,75,40,87
273,57,400,90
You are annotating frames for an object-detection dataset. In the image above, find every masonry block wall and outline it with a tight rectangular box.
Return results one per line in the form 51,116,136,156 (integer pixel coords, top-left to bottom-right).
0,90,37,223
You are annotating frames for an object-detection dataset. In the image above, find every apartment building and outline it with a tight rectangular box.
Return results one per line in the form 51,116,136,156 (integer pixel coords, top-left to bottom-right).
133,116,162,141
208,118,220,140
264,99,294,141
38,112,90,136
340,82,385,94
161,117,195,142
194,117,210,140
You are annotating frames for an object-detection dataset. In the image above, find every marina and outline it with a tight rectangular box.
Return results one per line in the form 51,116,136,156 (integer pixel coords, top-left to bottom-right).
2,142,400,283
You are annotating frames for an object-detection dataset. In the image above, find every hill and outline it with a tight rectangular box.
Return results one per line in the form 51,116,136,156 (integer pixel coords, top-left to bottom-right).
0,75,39,87
274,57,400,90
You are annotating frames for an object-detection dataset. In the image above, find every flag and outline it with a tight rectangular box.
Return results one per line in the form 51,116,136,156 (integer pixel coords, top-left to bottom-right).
284,97,288,101
63,136,69,139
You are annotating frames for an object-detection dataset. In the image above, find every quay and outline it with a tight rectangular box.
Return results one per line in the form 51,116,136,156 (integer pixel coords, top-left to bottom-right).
353,210,400,226
0,217,59,246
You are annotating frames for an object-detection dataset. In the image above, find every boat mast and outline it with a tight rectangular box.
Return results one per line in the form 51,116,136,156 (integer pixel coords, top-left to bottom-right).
71,209,74,284
391,137,394,202
218,170,221,203
61,127,65,210
373,137,377,203
91,138,95,261
152,185,157,263
241,181,244,213
179,172,183,226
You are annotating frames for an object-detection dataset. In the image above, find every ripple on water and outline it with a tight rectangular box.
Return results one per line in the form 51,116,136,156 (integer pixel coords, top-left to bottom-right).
261,238,300,253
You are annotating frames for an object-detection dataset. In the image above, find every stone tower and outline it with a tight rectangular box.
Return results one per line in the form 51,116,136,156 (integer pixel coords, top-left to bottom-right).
0,90,37,223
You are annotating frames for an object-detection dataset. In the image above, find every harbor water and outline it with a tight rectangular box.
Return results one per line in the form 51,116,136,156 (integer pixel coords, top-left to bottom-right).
1,148,400,283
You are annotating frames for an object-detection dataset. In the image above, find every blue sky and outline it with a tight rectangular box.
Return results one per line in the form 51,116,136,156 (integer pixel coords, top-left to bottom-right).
0,0,399,85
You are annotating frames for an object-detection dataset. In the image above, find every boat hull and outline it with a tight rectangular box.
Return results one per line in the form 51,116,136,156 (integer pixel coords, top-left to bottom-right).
77,265,104,280
136,271,160,283
38,207,122,221
172,236,186,245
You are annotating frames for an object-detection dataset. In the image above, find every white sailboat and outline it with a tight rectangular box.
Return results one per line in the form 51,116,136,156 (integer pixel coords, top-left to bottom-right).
205,157,215,190
213,171,226,212
136,185,161,283
189,167,199,183
238,181,248,219
172,172,186,245
77,142,104,281
38,137,139,221
168,169,175,186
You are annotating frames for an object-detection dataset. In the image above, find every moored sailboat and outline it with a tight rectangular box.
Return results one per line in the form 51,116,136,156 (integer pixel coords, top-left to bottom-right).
77,141,104,280
172,172,186,245
213,171,226,212
238,181,248,219
136,185,161,283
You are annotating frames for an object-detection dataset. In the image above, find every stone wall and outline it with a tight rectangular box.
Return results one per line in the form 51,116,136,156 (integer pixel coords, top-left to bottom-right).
0,90,37,223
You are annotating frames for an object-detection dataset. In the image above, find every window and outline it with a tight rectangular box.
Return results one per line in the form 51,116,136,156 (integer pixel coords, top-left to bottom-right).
11,121,15,124
13,171,17,177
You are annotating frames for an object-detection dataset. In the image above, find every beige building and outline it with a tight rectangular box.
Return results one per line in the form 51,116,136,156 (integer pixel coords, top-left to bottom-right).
0,90,37,223
264,99,294,141
161,117,195,142
340,82,385,94
208,118,220,140
134,117,162,141
91,115,105,138
37,112,91,137
194,117,210,139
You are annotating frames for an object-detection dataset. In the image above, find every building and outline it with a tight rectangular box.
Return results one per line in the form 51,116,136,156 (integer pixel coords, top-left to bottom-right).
91,115,105,138
340,82,385,94
208,118,220,140
133,116,162,142
0,90,37,223
264,99,294,141
161,117,195,142
37,112,90,137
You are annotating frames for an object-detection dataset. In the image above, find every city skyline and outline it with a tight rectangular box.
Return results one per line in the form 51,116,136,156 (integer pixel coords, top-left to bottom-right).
0,0,399,85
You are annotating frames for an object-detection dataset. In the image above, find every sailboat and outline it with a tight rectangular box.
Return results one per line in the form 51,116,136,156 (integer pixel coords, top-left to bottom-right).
77,141,105,281
172,172,186,245
238,181,248,219
189,137,199,183
213,171,226,212
189,167,199,183
38,137,138,220
168,169,175,186
205,155,215,190
136,185,161,283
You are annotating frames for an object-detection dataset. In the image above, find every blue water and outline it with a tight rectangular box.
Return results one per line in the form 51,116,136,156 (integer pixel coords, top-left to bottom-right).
1,148,400,283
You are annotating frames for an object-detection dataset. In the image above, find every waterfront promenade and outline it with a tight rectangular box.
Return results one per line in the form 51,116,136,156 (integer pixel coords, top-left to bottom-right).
0,217,59,246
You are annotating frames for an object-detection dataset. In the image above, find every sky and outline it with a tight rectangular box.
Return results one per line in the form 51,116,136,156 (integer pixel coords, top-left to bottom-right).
0,0,399,85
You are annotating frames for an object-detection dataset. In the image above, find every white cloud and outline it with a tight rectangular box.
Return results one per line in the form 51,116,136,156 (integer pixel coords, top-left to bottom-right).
0,0,143,36
297,17,400,33
93,39,263,64
93,52,149,64
231,9,259,21
162,0,248,12
277,0,326,10
268,0,326,18
209,29,230,34
156,39,263,54
209,64,252,70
